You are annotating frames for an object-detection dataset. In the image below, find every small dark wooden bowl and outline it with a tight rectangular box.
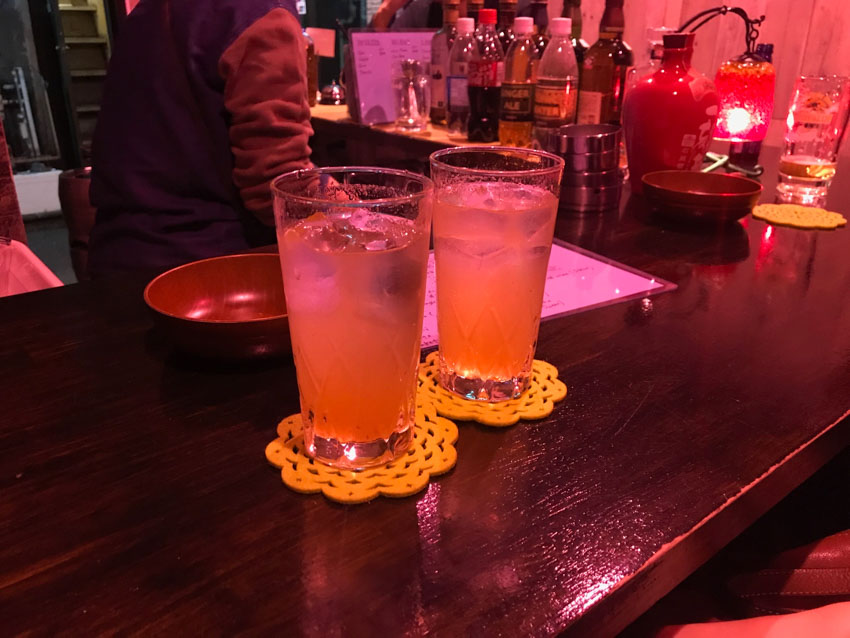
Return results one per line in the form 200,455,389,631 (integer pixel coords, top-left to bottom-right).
643,170,763,224
144,253,290,360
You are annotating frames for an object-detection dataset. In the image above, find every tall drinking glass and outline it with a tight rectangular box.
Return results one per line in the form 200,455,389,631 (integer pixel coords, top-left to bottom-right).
777,75,850,204
272,168,433,469
429,147,564,402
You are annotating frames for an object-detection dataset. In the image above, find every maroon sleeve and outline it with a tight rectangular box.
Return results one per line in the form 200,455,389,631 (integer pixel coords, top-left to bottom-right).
218,8,313,225
0,119,26,243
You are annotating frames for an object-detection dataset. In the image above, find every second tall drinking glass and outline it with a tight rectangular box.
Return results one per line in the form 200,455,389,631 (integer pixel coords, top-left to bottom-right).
273,168,433,469
777,75,850,204
430,147,564,402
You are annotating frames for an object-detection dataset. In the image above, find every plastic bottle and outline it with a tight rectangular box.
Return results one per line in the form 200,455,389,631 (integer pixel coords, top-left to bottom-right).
430,1,460,123
499,17,538,147
533,17,579,142
447,17,477,138
467,8,504,142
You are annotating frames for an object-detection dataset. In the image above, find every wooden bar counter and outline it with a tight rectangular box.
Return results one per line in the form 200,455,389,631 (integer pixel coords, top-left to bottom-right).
309,104,482,169
2,136,850,635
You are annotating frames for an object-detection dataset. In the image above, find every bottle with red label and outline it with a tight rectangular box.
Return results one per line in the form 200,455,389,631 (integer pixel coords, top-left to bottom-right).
622,32,719,193
467,8,504,142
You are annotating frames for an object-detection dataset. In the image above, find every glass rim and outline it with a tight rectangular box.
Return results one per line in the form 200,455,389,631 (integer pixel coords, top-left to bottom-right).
271,165,434,207
429,146,565,178
796,74,850,83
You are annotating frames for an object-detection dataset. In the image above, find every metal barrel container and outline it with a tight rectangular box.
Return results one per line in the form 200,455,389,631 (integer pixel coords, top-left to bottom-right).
541,124,624,213
558,182,623,212
561,168,623,188
561,149,619,172
542,124,621,155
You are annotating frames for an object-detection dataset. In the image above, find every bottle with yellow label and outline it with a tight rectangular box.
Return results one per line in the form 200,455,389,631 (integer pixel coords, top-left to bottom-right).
532,18,578,145
499,17,538,147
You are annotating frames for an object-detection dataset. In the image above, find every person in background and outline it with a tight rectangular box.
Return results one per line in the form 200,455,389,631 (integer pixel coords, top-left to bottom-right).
88,0,312,276
370,0,414,29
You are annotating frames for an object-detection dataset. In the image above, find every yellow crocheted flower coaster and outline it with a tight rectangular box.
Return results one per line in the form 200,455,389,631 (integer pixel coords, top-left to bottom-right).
417,351,567,427
265,399,458,505
753,204,847,229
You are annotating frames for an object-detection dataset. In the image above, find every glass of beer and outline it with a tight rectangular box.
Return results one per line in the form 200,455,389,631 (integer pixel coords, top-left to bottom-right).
273,168,433,469
429,147,564,402
777,75,850,204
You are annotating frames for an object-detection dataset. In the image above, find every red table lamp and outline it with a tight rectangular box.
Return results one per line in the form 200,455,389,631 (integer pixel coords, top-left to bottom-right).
714,50,775,168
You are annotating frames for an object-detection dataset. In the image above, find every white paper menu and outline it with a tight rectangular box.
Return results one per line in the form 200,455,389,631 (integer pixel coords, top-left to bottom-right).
349,30,435,125
420,242,674,348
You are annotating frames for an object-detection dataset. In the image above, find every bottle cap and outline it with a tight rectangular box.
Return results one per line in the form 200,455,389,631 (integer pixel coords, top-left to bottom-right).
662,33,693,50
755,43,774,62
550,17,572,36
479,8,497,24
513,16,533,35
457,17,474,34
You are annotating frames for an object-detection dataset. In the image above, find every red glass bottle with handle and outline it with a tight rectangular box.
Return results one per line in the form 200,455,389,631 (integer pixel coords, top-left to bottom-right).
622,33,718,194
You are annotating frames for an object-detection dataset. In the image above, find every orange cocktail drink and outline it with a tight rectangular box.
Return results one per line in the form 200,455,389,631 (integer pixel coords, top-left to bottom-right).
430,148,564,401
273,168,433,469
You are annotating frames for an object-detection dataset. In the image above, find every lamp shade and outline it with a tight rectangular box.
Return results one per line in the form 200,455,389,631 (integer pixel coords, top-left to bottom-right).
713,54,776,142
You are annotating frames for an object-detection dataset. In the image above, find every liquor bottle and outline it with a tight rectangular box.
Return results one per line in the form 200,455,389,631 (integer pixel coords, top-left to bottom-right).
499,16,538,147
302,28,318,107
467,0,483,24
533,17,578,139
497,0,517,53
562,0,588,65
431,1,460,123
467,8,504,142
447,17,477,138
527,0,550,57
576,0,633,125
622,33,718,193
426,0,443,28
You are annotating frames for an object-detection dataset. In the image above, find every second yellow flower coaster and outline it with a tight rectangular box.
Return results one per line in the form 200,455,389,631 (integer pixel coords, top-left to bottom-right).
753,204,847,229
417,351,568,427
265,398,458,505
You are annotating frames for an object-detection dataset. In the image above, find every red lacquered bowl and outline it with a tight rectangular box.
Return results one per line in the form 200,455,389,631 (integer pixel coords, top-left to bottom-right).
643,170,763,224
144,253,290,360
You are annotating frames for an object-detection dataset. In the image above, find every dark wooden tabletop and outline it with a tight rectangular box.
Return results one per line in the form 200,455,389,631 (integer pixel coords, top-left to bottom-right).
3,146,850,636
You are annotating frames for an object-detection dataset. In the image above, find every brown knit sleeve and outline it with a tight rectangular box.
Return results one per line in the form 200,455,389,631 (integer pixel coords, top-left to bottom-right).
218,8,313,225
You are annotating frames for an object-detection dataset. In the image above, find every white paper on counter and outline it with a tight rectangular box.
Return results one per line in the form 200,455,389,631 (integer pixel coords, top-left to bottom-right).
420,241,675,349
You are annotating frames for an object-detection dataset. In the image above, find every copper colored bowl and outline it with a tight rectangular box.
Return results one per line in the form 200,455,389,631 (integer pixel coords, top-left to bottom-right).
144,253,290,360
643,170,763,223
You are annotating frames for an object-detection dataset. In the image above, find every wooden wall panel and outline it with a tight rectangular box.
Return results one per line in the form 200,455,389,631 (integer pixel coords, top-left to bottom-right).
623,0,677,68
801,0,850,76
